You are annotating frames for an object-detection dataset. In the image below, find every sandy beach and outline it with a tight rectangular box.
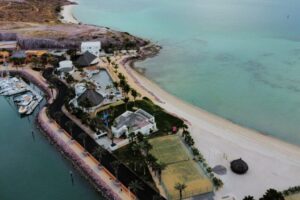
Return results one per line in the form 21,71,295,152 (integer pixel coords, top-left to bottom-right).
113,56,300,199
60,0,79,24
59,5,300,200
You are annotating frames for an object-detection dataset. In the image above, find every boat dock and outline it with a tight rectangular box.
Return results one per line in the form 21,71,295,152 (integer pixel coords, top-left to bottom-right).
0,76,43,115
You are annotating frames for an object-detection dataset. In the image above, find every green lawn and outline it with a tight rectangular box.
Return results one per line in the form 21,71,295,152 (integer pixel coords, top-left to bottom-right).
149,135,213,200
149,135,189,164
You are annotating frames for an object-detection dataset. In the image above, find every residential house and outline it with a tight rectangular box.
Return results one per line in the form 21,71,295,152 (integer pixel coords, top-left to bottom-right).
112,109,157,138
75,51,99,68
81,41,101,57
57,60,74,73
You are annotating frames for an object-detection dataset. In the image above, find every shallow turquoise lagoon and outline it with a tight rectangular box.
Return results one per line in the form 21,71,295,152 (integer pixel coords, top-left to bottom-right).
74,0,300,145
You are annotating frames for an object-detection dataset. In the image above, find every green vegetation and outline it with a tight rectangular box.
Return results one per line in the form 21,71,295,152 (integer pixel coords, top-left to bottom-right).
149,135,213,200
97,98,184,136
114,137,158,190
243,196,255,200
181,127,223,190
283,186,300,198
243,188,285,200
149,136,189,164
174,183,187,200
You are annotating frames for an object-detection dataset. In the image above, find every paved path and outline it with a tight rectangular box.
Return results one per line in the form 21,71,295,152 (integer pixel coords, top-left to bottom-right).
0,65,135,200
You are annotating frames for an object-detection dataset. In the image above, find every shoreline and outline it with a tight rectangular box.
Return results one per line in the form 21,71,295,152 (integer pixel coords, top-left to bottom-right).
119,54,300,199
60,0,79,24
62,2,300,199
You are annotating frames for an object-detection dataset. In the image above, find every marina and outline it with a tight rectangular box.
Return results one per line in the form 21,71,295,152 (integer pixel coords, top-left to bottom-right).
0,76,43,115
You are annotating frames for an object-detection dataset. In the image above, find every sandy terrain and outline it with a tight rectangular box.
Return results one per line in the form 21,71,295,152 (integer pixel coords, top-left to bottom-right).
60,0,79,24
112,56,300,199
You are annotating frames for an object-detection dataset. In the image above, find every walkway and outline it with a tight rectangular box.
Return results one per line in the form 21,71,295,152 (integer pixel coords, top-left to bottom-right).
39,107,134,200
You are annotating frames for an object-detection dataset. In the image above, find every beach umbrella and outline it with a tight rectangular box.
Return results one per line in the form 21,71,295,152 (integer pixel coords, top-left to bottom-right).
230,158,249,174
212,165,227,175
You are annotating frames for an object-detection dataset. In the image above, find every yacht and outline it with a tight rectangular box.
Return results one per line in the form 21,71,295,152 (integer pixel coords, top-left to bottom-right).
14,93,34,106
18,100,36,114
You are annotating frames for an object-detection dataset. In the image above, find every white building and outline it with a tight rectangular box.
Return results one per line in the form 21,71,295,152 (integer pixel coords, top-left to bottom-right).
111,109,157,138
74,83,87,97
57,60,74,73
0,41,18,50
81,41,101,57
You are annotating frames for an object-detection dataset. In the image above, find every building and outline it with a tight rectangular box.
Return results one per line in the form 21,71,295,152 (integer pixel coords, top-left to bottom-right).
0,41,18,50
112,109,157,138
81,41,101,57
75,51,99,68
0,51,9,64
76,89,104,108
10,51,27,65
57,60,74,73
11,51,26,59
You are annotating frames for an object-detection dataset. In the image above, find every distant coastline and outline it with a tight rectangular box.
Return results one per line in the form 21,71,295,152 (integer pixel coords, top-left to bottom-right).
60,0,79,24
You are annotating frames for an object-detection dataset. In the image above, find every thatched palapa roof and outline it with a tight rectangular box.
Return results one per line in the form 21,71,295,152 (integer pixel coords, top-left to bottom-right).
78,89,104,107
230,158,249,174
75,51,97,67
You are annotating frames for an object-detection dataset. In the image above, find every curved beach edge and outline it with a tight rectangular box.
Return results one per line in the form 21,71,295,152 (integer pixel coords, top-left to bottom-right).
116,53,300,199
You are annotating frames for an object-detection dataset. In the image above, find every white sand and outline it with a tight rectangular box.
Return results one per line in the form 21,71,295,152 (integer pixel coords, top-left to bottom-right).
62,1,300,196
114,56,300,199
60,0,79,24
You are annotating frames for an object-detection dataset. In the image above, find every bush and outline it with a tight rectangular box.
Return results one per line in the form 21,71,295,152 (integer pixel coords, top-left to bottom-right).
283,185,300,196
259,189,284,200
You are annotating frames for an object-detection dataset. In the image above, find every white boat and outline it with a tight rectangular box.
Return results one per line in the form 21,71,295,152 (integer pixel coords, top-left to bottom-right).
16,95,34,106
18,104,30,114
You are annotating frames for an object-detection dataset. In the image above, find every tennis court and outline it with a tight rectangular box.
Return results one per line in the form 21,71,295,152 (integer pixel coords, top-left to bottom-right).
149,135,213,200
285,193,300,200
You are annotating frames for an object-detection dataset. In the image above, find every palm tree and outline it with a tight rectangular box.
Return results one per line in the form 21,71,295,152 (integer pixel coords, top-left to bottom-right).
128,132,135,143
113,81,119,89
182,123,188,131
130,89,139,107
136,132,144,143
54,112,63,125
124,97,129,111
182,130,190,138
131,142,140,156
174,183,187,200
243,196,255,200
110,131,115,146
259,189,284,200
93,146,106,166
78,132,88,153
65,121,74,139
140,140,152,156
48,84,55,96
111,160,121,181
155,161,166,184
145,154,157,169
123,84,131,97
129,180,143,197
31,56,40,69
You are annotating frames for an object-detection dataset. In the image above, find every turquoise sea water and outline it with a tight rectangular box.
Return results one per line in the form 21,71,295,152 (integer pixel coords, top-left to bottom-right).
74,0,300,145
0,97,102,200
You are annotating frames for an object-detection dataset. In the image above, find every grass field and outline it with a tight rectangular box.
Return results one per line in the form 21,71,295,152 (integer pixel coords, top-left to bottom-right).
149,135,189,164
285,193,300,200
149,135,213,200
